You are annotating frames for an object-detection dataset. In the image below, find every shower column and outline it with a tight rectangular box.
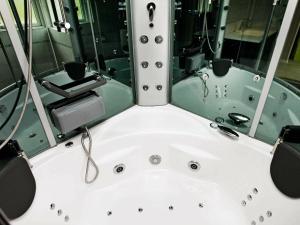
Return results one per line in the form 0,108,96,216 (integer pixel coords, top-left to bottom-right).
214,0,230,59
130,0,172,106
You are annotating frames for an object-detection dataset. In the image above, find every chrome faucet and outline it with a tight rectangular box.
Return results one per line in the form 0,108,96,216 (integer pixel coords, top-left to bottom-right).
0,105,7,114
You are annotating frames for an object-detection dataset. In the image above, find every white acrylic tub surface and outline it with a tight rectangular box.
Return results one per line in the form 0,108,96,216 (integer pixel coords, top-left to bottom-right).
12,105,300,225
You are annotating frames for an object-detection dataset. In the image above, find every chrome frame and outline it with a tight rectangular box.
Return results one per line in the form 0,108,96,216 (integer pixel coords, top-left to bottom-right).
0,0,57,147
254,0,278,70
87,0,100,72
126,0,137,102
168,0,175,102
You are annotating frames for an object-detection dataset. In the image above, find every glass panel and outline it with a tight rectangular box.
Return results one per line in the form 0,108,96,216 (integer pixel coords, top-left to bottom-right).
78,0,134,107
255,2,300,144
46,0,56,26
31,0,134,143
47,0,63,26
0,0,39,26
75,0,85,21
171,0,288,136
81,0,132,85
0,13,49,157
224,0,287,72
14,0,38,25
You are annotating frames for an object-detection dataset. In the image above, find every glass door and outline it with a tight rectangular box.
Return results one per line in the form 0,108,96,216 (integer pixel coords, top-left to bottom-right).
255,1,300,144
31,0,134,143
171,0,289,137
0,10,50,157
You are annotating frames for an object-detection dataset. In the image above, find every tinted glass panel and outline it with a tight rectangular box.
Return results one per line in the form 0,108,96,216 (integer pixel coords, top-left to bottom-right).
171,0,288,138
255,1,300,144
0,13,49,157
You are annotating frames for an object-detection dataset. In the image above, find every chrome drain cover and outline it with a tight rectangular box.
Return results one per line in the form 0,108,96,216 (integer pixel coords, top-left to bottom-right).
149,155,162,165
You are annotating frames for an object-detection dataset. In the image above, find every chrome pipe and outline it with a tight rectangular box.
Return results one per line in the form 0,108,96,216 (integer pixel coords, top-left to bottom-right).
87,0,100,72
254,1,277,70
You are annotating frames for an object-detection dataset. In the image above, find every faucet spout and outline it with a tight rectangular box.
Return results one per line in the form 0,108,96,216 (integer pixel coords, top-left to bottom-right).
147,2,156,22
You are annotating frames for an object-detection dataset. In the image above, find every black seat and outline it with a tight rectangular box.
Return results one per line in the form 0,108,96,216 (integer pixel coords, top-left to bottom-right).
270,126,300,198
212,59,232,77
64,62,86,80
0,141,36,220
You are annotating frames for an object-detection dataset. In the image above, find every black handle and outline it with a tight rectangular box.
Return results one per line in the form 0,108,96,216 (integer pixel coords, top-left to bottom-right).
39,75,106,98
147,2,156,21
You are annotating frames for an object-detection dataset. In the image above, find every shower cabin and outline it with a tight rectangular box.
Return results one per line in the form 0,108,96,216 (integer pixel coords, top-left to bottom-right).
0,0,299,225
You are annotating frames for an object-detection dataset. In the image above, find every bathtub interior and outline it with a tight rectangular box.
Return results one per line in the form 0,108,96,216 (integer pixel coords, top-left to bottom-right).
1,62,299,156
0,1,299,224
0,90,50,155
172,66,300,144
172,67,264,133
12,105,300,225
254,81,300,143
0,62,134,156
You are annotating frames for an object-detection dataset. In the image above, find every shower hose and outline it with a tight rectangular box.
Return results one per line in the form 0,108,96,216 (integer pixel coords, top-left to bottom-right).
81,127,99,184
0,0,33,150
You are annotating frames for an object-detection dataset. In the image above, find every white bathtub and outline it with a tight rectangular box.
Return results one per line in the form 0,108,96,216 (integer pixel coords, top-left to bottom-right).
12,105,300,225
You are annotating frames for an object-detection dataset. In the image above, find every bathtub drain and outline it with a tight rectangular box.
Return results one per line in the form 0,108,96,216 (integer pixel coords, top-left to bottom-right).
149,155,161,165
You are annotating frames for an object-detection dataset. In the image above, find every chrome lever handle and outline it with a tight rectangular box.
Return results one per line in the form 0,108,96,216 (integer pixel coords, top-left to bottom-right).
147,2,156,21
210,123,239,139
218,125,239,139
